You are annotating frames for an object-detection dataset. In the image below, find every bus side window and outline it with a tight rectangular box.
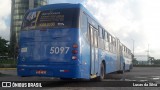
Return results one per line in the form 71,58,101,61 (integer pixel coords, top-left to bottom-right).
125,47,127,57
81,12,89,42
90,25,98,48
110,35,113,52
126,48,127,56
103,29,105,39
108,34,111,52
109,35,112,43
122,45,124,55
105,32,108,42
90,26,94,46
80,12,87,31
126,48,127,57
104,31,109,51
99,27,103,38
129,50,131,55
120,43,122,53
112,37,116,53
98,26,104,49
113,37,116,46
94,30,98,48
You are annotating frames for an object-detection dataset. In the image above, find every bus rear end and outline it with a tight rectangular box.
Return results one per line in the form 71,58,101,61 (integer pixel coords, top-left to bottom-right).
17,4,83,79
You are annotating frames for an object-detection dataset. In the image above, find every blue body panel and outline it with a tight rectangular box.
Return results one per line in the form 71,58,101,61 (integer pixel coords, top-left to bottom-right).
18,28,78,64
18,28,90,79
17,3,132,79
17,64,80,78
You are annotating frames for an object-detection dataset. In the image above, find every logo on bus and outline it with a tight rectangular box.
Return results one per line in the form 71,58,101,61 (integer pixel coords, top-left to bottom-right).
26,11,37,21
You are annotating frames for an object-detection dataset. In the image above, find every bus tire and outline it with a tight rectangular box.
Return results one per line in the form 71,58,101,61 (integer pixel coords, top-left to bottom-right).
127,65,132,72
96,63,105,81
117,63,125,74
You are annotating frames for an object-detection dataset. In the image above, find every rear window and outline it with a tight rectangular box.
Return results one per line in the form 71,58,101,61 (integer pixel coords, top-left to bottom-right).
22,8,79,30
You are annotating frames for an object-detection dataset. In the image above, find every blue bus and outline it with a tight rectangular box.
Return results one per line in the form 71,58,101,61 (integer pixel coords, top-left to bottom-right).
17,3,132,80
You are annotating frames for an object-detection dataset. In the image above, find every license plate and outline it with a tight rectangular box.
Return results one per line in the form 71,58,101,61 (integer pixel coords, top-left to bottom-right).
36,70,46,74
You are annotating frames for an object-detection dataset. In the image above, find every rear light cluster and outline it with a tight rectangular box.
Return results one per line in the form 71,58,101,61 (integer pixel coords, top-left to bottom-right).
72,44,78,60
73,44,78,48
72,50,78,54
72,56,77,60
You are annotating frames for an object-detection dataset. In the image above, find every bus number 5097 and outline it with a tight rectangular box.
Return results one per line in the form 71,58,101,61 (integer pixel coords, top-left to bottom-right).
50,47,70,54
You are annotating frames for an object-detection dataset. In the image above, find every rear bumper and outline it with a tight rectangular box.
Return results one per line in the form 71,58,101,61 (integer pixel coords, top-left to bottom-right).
17,64,82,78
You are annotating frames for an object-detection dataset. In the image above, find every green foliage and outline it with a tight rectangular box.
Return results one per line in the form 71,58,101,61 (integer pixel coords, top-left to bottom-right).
0,59,16,68
0,37,9,56
0,59,15,64
152,59,160,65
132,58,138,65
134,65,160,67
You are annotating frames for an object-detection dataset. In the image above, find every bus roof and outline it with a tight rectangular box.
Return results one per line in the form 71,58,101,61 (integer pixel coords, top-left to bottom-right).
27,4,125,46
27,3,100,27
27,4,99,27
29,3,97,22
31,3,82,11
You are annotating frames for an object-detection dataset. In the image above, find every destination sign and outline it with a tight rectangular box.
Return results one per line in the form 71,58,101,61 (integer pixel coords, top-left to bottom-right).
22,9,75,30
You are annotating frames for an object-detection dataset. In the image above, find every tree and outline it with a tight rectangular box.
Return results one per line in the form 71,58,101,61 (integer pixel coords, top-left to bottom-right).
0,37,9,57
132,58,138,65
152,59,160,65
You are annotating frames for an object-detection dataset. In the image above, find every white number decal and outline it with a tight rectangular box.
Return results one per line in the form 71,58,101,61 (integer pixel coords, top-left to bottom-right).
50,47,70,54
60,47,64,54
55,47,59,54
65,47,70,54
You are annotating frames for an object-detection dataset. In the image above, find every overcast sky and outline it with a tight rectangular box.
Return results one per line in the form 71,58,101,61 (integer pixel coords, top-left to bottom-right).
0,0,160,59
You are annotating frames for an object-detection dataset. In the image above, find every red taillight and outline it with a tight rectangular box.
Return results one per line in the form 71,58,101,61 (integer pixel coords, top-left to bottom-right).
73,44,78,48
72,56,77,60
72,44,78,60
72,50,78,54
64,70,69,72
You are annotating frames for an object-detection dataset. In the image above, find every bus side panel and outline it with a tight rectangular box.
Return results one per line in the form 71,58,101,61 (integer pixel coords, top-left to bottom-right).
124,57,132,70
79,33,90,79
17,64,81,78
104,51,118,74
79,11,90,79
97,48,118,75
17,28,83,78
79,29,91,79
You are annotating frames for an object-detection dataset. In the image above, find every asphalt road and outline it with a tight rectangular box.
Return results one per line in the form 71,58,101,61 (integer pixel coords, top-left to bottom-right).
0,67,160,90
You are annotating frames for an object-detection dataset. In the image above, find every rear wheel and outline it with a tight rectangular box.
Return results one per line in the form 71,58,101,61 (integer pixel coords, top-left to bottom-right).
117,63,125,74
127,65,132,72
96,63,105,81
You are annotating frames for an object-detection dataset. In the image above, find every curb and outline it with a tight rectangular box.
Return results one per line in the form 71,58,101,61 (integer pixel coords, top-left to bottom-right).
0,68,17,70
